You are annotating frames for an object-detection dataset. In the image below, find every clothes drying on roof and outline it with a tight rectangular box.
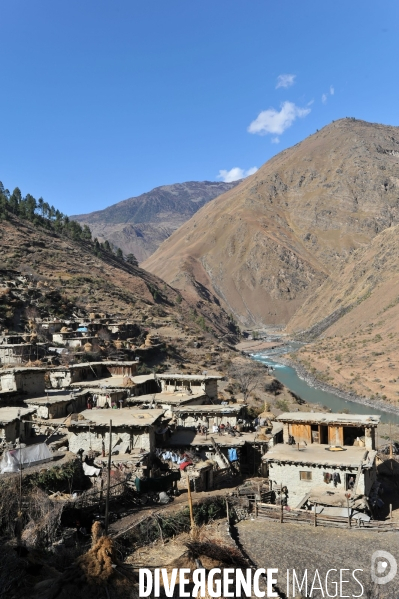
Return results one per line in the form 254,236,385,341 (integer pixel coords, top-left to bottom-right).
228,448,238,462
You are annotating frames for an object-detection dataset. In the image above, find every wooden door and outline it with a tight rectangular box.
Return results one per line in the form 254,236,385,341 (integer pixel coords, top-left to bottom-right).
328,425,344,445
291,423,312,444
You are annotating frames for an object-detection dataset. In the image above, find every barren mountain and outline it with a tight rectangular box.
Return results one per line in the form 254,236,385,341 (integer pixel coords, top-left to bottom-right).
143,118,399,326
286,224,399,405
72,181,239,263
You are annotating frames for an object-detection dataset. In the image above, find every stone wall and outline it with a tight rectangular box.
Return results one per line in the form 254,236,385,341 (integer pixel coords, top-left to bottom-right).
15,371,46,394
1,371,45,394
268,461,376,507
0,416,32,443
48,370,72,388
68,425,153,454
204,380,218,399
159,378,218,399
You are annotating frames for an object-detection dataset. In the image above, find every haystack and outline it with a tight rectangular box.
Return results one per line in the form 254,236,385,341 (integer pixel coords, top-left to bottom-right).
258,411,276,420
34,532,136,599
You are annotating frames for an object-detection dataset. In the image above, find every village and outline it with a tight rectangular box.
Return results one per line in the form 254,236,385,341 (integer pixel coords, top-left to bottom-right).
0,307,395,519
1,307,398,598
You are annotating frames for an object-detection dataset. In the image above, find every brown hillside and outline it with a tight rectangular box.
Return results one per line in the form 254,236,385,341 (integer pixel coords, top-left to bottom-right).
287,224,399,405
143,118,399,326
72,181,239,263
0,215,237,341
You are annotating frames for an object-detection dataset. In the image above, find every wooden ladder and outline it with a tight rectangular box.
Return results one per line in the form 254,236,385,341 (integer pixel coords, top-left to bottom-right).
210,437,238,474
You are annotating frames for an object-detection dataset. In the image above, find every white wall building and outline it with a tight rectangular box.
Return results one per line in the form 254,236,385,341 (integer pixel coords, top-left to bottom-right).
156,374,222,400
263,412,380,508
67,408,165,454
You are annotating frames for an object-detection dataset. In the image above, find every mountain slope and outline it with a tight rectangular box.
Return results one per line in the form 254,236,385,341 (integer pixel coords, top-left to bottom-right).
72,181,239,262
143,118,399,326
0,215,238,342
286,224,399,405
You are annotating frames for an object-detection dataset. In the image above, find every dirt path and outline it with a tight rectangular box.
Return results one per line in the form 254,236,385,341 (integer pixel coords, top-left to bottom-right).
236,519,399,598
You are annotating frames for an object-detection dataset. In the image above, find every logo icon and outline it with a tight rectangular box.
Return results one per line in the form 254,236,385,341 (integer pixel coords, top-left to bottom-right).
371,551,397,585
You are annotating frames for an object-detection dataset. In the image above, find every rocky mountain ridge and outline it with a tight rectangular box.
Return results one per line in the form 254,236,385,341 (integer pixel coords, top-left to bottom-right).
72,180,239,263
143,118,399,326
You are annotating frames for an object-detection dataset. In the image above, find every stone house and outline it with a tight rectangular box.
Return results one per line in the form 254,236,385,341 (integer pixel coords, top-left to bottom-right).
173,403,246,429
0,368,46,395
88,388,127,408
40,319,64,335
264,443,377,508
262,412,380,507
0,343,47,365
129,374,159,396
156,374,222,400
185,461,214,492
129,392,208,418
52,331,95,348
24,392,87,419
67,408,165,454
48,360,138,389
0,407,36,443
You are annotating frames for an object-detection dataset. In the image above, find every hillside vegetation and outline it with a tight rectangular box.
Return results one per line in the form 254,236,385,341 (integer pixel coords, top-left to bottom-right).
0,212,238,346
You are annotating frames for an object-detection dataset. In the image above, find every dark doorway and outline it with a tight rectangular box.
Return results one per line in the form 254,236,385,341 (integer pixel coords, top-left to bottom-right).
343,426,364,446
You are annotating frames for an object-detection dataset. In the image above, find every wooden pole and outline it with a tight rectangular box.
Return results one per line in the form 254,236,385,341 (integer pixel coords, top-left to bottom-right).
104,420,112,534
346,495,351,528
390,503,392,523
17,410,23,545
226,498,230,522
390,422,393,469
280,499,283,524
314,503,317,527
18,412,23,513
187,473,195,531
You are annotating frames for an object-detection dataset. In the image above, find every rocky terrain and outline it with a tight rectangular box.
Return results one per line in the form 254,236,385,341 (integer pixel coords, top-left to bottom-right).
72,180,239,263
286,223,399,406
143,118,399,327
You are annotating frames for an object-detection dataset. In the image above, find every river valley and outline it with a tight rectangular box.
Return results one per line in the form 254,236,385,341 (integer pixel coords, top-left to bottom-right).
249,341,399,425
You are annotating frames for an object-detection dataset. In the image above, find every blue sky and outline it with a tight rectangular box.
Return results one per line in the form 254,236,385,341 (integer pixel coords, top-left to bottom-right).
1,0,398,215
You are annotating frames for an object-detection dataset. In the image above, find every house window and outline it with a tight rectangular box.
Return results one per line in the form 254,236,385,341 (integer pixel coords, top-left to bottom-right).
300,471,312,481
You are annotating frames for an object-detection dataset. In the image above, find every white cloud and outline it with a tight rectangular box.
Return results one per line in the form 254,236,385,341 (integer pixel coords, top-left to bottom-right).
217,166,258,182
247,101,311,136
276,74,296,89
322,86,335,105
271,137,280,144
